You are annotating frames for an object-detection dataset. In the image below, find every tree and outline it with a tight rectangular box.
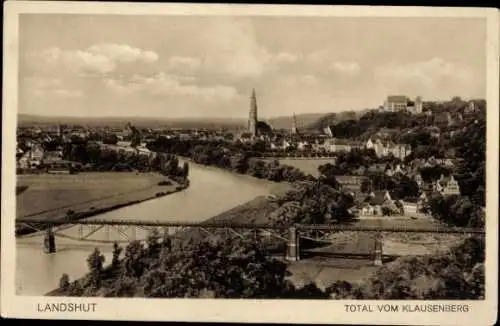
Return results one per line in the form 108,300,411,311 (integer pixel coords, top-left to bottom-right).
328,236,485,300
182,162,190,178
146,229,161,260
139,237,295,298
317,164,340,189
112,242,123,269
426,194,484,227
86,248,105,288
360,179,372,193
230,153,249,174
381,206,393,216
393,176,419,199
102,134,119,145
59,273,70,291
120,241,146,279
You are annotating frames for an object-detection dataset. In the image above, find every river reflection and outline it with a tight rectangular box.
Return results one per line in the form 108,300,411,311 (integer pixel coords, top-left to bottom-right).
16,161,273,295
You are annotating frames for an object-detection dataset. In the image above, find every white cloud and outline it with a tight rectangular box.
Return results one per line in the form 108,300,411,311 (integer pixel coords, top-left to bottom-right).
24,76,84,98
104,73,239,101
167,56,202,72
198,19,271,78
33,88,84,98
375,57,473,85
31,44,158,76
329,62,361,75
37,47,116,75
24,76,63,89
304,50,331,67
374,57,476,97
280,74,319,88
52,89,84,98
273,52,299,64
87,43,159,64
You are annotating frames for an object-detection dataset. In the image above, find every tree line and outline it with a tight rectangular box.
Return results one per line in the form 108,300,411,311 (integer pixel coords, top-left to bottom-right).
423,194,484,228
60,141,188,181
147,138,314,183
57,232,484,300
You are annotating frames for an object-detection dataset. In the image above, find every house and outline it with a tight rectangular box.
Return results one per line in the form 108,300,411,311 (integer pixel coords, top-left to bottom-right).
447,112,455,126
330,156,339,166
366,163,386,174
411,96,423,114
366,138,375,150
358,190,394,216
464,101,477,114
281,139,292,150
322,138,363,153
359,203,381,216
336,176,367,192
17,153,30,169
366,138,412,159
382,95,423,113
43,158,74,173
16,146,24,157
384,95,408,112
18,152,41,169
323,126,334,137
433,174,461,196
30,144,44,161
400,198,419,215
297,141,309,151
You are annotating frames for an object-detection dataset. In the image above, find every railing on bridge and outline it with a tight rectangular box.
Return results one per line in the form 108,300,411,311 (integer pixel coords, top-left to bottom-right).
16,218,485,265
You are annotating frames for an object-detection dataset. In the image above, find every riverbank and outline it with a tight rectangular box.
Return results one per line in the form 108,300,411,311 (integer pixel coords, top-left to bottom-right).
16,172,189,235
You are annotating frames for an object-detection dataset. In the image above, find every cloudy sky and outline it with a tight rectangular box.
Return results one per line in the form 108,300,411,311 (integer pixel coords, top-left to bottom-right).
18,14,486,118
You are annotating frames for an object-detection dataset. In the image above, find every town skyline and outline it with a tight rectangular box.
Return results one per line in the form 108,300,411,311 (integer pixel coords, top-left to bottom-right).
19,15,486,118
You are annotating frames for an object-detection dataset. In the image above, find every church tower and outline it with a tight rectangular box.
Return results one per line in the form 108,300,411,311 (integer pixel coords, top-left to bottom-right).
248,88,258,137
291,113,298,134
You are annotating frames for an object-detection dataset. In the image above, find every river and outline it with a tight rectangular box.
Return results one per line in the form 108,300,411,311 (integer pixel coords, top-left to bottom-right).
16,161,276,296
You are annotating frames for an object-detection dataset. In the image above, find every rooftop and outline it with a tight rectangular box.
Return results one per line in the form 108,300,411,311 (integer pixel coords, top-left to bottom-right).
387,95,407,103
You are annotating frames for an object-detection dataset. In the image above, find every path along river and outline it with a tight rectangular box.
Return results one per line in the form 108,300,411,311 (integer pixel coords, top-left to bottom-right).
16,160,277,295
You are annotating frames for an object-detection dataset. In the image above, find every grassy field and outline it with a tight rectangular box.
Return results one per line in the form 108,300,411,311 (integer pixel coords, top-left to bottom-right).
264,158,334,177
16,172,181,221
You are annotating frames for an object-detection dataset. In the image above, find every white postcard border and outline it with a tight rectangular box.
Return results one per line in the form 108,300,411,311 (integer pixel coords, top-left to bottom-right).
2,2,499,325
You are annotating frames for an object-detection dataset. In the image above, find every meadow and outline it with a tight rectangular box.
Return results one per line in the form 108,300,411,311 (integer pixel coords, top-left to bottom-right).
16,172,181,221
264,158,334,177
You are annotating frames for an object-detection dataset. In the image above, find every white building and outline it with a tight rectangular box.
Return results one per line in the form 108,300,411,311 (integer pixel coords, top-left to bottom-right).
383,95,423,114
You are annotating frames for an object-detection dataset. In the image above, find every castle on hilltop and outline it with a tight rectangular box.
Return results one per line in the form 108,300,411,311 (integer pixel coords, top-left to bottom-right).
382,95,423,114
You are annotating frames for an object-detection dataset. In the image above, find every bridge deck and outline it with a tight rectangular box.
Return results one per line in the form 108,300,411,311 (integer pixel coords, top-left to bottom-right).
16,218,485,234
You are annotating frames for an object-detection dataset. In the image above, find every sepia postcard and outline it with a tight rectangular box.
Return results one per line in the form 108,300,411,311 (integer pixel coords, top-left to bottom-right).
1,1,499,324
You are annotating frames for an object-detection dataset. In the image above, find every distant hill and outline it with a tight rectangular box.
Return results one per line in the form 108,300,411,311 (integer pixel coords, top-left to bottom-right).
265,113,329,130
18,109,374,132
17,114,247,131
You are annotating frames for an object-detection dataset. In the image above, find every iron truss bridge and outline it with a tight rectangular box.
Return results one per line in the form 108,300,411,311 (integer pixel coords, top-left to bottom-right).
16,218,485,263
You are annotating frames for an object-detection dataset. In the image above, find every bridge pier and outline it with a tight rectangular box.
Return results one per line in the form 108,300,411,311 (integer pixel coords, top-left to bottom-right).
286,226,299,262
43,228,56,254
373,232,383,266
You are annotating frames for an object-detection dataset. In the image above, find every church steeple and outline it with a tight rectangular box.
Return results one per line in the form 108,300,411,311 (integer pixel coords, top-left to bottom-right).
291,113,297,134
248,88,258,137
